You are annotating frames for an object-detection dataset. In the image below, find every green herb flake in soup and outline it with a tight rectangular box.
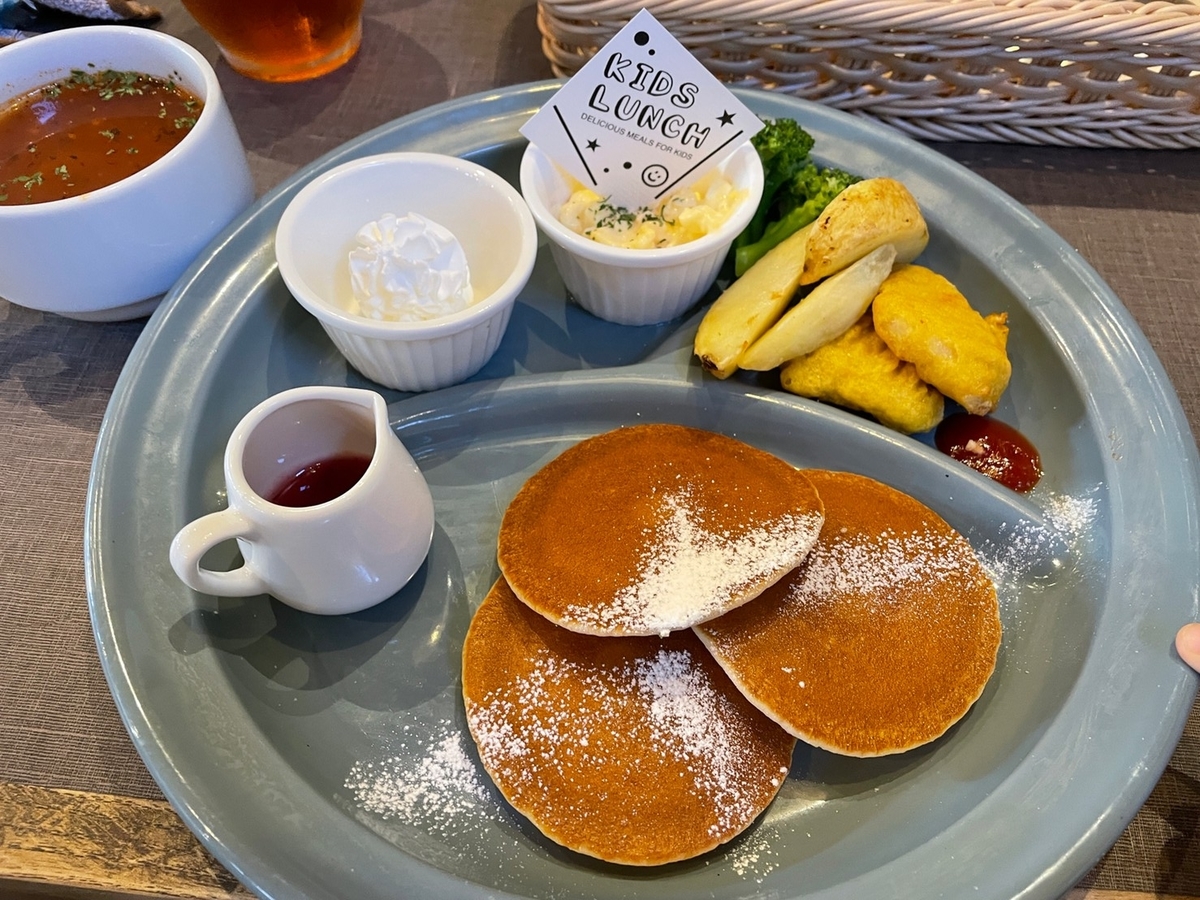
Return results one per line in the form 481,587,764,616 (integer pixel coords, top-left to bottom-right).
0,68,204,206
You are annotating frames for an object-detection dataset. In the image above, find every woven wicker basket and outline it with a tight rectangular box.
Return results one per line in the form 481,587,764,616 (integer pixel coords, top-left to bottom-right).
537,0,1200,149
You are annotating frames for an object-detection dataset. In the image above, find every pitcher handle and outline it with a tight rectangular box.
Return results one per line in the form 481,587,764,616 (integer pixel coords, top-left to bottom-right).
169,508,268,597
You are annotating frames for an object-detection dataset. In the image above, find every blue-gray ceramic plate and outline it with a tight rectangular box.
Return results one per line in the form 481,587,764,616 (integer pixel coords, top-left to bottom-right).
86,82,1200,900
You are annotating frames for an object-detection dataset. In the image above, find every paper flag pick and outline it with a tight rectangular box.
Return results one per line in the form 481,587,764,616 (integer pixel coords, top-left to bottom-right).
520,8,763,212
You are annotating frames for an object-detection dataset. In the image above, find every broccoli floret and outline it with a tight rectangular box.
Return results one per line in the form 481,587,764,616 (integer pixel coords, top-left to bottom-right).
733,118,814,259
778,163,861,231
734,162,861,275
730,118,861,276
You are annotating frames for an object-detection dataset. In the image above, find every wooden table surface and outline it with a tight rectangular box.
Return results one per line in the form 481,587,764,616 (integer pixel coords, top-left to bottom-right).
1,1,1198,898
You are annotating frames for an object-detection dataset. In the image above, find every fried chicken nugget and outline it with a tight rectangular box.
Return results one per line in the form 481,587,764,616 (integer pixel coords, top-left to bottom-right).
872,266,1011,416
780,311,944,434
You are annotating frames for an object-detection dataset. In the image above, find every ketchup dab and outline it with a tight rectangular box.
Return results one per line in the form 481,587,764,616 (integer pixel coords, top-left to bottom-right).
934,413,1043,493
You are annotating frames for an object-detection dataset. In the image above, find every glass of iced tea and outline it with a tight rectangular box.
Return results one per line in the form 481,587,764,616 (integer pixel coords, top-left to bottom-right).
180,0,365,83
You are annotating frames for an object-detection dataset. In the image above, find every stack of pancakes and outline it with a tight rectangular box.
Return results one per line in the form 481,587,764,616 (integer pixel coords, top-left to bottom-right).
461,423,1001,866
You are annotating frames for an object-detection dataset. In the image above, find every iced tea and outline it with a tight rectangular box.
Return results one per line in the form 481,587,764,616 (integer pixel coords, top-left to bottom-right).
181,0,364,83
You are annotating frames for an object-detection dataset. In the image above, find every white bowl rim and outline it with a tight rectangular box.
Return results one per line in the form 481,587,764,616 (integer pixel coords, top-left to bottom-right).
275,151,538,340
519,140,763,269
0,25,224,218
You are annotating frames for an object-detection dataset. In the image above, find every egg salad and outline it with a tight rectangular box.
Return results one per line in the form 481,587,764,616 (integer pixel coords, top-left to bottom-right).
558,170,744,249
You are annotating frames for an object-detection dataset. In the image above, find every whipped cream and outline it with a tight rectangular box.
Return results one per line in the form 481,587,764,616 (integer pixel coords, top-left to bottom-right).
347,212,474,322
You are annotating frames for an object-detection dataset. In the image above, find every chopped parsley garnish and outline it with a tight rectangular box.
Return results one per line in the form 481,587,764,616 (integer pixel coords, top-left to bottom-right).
588,196,678,234
592,198,671,231
1,68,204,205
97,70,145,100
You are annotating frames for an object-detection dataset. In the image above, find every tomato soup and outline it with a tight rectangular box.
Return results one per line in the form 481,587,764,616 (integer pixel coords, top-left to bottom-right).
0,68,203,206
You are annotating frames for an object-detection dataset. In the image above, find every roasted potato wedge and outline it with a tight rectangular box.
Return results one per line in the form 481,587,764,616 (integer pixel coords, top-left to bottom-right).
800,178,928,285
694,223,813,379
739,243,896,372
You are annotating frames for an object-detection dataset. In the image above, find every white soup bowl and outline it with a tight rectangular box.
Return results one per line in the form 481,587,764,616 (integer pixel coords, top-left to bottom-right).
0,26,254,320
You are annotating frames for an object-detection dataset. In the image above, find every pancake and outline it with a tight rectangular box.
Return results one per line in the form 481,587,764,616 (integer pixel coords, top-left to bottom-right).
462,577,797,866
496,423,825,637
694,469,1001,757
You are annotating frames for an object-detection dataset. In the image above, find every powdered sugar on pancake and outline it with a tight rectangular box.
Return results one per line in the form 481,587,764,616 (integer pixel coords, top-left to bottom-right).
788,526,982,611
563,487,824,636
462,582,796,865
467,644,790,852
633,648,790,836
496,424,826,638
695,469,1001,757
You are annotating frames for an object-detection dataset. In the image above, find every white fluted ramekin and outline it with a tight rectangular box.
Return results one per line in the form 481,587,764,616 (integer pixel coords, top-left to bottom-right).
275,152,537,392
519,141,762,327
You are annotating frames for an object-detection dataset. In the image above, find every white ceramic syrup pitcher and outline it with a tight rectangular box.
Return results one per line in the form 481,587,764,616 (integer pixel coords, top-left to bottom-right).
169,386,434,614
